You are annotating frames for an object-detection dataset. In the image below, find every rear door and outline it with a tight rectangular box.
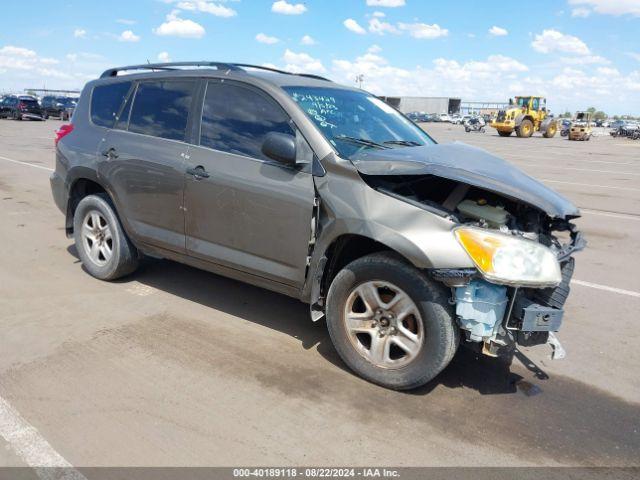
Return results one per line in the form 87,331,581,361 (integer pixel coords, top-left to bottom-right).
97,79,197,253
183,79,315,288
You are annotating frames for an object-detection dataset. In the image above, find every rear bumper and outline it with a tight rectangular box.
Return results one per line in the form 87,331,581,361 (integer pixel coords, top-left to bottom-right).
49,171,67,214
20,112,45,120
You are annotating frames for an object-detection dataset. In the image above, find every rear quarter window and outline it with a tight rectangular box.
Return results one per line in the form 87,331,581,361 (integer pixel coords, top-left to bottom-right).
91,81,132,128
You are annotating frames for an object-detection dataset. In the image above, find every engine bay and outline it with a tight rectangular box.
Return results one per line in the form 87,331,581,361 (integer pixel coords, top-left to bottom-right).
363,173,586,358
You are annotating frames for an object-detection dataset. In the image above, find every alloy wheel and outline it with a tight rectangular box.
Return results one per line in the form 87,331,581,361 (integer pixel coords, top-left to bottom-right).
343,281,424,369
81,210,113,266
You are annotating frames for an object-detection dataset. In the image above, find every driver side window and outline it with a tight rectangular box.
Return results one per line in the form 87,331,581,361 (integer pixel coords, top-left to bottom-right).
200,81,294,161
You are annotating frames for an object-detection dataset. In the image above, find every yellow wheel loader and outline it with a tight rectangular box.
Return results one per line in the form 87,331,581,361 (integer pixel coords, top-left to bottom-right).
568,111,593,141
491,96,558,138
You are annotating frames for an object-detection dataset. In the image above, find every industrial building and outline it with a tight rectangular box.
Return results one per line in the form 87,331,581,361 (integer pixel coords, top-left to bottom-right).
379,96,461,115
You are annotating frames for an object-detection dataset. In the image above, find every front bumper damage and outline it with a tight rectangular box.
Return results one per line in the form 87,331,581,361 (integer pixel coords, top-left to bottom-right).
433,234,584,360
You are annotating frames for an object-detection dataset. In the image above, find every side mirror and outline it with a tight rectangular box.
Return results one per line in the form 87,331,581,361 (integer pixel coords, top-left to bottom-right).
262,132,297,166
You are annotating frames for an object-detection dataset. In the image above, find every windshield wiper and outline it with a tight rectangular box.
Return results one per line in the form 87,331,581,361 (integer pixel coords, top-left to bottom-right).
332,135,391,149
383,140,422,147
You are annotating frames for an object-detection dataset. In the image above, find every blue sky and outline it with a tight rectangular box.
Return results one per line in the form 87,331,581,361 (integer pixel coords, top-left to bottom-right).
1,0,640,114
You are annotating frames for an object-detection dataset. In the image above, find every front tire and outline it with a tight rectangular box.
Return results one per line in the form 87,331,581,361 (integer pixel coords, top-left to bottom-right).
73,194,139,280
325,252,459,390
498,130,512,137
516,119,534,137
543,122,557,138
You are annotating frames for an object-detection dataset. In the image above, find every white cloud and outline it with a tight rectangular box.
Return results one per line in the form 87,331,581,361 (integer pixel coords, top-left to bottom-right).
568,0,640,17
369,18,399,35
344,18,367,35
66,52,103,63
176,1,237,17
301,35,316,45
271,0,307,15
398,22,448,39
571,7,591,17
283,49,326,73
366,0,405,7
372,11,386,17
368,44,382,53
488,26,508,36
0,44,102,90
118,30,140,42
560,55,610,65
0,46,36,59
628,52,640,62
331,50,532,104
532,29,590,55
116,19,137,25
158,51,171,62
256,33,280,44
598,66,620,76
154,10,206,38
73,29,86,38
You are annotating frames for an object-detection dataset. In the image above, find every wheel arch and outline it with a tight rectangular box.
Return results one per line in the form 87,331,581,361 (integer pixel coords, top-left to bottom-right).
514,114,534,127
304,232,422,321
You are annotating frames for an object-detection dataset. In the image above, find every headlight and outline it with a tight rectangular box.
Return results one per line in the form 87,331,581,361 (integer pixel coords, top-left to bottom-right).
454,227,561,287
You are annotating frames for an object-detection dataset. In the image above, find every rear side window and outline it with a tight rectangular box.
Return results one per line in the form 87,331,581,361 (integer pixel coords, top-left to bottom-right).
128,80,195,141
91,82,132,128
200,81,293,160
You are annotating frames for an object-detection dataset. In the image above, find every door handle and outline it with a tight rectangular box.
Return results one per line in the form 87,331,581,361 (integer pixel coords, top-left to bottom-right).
101,147,118,160
186,165,210,179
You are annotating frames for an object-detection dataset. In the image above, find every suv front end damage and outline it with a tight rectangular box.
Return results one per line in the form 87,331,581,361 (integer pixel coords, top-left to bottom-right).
352,142,585,360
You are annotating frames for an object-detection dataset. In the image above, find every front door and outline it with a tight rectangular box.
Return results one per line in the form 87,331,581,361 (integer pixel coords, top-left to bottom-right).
96,79,197,253
184,80,315,288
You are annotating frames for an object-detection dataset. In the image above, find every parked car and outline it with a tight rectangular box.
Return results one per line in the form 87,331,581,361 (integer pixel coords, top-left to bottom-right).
51,61,585,390
450,114,462,124
609,120,627,130
42,96,77,120
439,113,452,122
0,95,45,120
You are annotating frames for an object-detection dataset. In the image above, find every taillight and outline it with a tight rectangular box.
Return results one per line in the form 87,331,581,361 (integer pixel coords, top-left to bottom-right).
55,123,74,146
18,102,26,111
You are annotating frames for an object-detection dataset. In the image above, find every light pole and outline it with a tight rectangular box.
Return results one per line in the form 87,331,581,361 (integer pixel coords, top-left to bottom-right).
355,74,364,89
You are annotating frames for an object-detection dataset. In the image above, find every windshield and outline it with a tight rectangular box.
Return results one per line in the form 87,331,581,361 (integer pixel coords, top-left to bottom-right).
284,86,434,159
516,97,530,108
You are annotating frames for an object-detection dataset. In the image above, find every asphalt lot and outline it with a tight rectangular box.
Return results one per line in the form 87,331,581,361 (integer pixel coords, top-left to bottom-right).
0,119,639,469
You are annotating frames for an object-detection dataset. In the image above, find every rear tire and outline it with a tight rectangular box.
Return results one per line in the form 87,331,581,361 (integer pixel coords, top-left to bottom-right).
73,194,139,281
325,252,459,390
516,119,533,138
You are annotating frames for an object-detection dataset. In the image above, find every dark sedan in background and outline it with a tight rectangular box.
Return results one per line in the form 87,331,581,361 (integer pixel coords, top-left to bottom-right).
0,95,45,120
42,96,77,120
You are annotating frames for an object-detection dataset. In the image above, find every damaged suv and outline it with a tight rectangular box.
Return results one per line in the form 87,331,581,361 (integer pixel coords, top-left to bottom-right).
50,62,585,390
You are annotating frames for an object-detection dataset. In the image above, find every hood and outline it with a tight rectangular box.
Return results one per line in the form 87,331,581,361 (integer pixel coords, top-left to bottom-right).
350,142,580,219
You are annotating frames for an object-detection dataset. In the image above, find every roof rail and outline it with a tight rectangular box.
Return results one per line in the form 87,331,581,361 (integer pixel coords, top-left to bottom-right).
232,63,333,82
99,61,333,82
100,61,243,78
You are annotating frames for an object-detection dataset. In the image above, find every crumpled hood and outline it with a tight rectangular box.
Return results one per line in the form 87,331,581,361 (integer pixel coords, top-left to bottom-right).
350,141,580,219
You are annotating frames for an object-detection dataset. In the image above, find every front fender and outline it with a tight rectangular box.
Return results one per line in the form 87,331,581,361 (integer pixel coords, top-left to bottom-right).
301,162,474,306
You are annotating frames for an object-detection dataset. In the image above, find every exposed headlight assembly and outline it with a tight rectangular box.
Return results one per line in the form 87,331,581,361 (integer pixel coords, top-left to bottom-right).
454,227,561,287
